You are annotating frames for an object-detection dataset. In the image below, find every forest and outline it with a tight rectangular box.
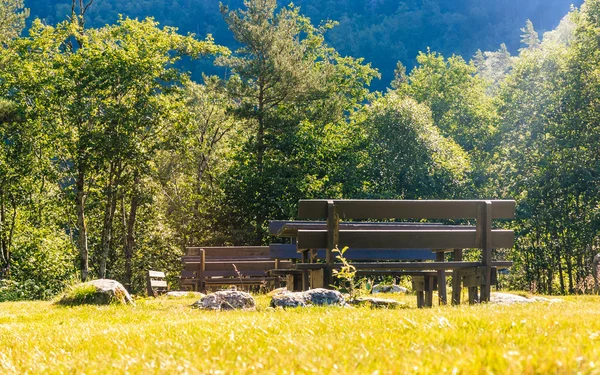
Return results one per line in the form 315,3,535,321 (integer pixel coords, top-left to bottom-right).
0,0,599,298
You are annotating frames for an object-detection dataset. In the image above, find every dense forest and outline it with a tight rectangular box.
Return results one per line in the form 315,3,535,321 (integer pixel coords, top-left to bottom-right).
1,0,599,298
24,0,582,90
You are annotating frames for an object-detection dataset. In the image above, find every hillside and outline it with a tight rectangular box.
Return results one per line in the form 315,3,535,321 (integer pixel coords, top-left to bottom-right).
23,0,581,89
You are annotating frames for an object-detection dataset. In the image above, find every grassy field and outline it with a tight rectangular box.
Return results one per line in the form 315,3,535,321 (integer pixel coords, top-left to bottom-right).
1,293,600,374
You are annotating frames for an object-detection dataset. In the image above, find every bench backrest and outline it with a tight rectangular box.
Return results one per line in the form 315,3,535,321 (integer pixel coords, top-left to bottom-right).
186,246,271,259
146,270,168,296
296,199,515,251
182,246,292,277
298,200,515,220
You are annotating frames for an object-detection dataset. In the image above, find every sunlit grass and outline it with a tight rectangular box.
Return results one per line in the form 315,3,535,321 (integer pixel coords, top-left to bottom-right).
1,293,600,374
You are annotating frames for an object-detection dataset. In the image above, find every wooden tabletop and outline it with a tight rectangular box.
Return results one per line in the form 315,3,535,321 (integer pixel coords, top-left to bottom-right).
269,220,475,237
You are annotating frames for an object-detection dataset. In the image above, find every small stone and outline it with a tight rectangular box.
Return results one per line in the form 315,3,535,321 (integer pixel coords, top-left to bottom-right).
166,291,204,298
192,290,256,311
267,287,289,296
350,297,408,309
372,284,409,294
490,292,563,305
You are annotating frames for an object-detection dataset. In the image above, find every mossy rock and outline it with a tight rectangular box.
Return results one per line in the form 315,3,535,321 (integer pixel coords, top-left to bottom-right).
57,279,135,306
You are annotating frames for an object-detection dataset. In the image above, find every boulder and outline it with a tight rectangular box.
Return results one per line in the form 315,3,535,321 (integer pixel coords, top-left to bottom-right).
270,288,346,308
372,284,409,294
58,279,134,305
349,297,408,309
192,290,256,311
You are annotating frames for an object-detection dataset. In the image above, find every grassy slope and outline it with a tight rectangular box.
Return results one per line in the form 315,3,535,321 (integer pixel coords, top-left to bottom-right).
0,294,599,374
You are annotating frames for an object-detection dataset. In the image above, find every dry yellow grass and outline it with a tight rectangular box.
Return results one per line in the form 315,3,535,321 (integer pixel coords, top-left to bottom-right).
0,293,599,374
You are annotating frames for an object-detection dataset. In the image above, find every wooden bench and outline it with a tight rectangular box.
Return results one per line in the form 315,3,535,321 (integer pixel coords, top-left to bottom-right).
146,270,168,297
181,246,293,292
295,199,515,306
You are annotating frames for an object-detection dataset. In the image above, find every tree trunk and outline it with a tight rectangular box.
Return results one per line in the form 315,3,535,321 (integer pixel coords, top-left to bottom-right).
254,83,266,245
0,186,7,274
76,168,89,281
123,172,141,290
99,162,121,279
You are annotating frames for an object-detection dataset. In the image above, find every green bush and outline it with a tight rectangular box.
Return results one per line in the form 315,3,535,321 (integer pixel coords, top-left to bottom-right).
6,226,77,300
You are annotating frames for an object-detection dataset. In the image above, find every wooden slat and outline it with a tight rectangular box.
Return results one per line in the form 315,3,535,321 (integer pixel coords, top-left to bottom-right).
297,229,514,250
298,200,516,220
203,270,272,277
296,261,512,271
204,277,280,285
274,221,477,237
183,256,271,263
185,246,270,257
147,270,166,278
269,244,437,261
150,280,168,288
203,261,292,272
355,270,437,277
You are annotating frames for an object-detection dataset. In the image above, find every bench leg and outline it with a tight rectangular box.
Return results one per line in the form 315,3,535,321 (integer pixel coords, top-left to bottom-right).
424,276,434,308
468,286,479,304
417,292,425,308
452,249,463,305
436,252,447,305
301,250,310,290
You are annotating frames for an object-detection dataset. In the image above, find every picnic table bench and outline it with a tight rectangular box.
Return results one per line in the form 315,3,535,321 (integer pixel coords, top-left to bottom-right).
287,199,515,306
181,246,293,292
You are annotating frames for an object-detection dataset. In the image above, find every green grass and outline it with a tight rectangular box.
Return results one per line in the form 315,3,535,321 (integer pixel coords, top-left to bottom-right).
1,293,600,374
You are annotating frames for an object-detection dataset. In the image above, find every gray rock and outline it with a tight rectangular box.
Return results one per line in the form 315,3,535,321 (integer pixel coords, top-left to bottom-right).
350,297,408,309
304,288,346,306
270,292,307,308
166,291,204,298
372,284,409,294
58,279,134,305
192,290,256,311
270,288,346,308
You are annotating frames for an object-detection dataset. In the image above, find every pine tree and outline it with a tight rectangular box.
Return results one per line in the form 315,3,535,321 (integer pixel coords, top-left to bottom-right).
520,19,540,51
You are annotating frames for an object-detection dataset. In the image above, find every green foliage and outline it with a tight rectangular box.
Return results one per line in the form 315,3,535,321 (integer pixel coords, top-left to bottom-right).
0,0,28,44
357,93,471,199
9,226,76,299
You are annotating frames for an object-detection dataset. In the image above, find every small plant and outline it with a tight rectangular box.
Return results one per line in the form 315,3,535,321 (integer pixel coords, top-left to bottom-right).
332,246,363,300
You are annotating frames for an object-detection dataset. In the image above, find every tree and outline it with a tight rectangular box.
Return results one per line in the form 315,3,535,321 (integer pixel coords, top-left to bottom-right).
520,19,540,51
218,0,378,243
357,93,471,199
0,0,28,45
472,44,515,90
1,16,225,281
